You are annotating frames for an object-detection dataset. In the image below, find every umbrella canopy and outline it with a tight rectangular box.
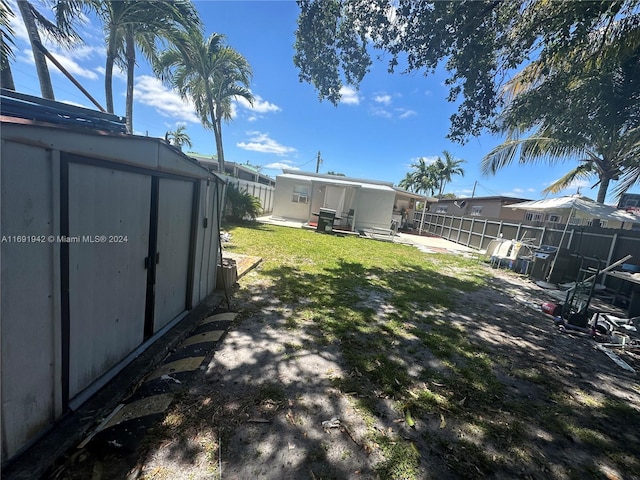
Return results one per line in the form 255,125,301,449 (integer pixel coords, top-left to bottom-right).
510,195,640,225
511,195,639,282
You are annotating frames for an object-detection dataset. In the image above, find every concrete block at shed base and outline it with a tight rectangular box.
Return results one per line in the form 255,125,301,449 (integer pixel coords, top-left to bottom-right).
216,260,237,289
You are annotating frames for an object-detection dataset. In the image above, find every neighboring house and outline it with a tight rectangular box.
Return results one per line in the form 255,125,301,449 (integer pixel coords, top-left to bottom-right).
431,195,637,230
429,196,531,222
191,154,276,214
619,193,640,215
1,90,225,464
190,153,275,186
272,170,435,231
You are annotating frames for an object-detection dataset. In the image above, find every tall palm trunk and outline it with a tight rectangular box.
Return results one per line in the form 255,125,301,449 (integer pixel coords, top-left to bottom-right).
125,28,135,133
214,118,225,174
596,177,610,204
18,0,54,99
105,27,118,113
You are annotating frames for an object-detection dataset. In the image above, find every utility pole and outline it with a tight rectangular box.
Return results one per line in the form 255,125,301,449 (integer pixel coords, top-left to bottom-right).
315,151,322,173
471,180,477,198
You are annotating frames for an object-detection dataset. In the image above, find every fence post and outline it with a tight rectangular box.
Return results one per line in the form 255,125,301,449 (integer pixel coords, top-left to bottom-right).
467,218,475,247
606,233,618,266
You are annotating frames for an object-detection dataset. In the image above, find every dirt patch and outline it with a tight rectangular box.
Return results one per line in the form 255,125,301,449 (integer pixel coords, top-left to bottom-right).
49,265,640,479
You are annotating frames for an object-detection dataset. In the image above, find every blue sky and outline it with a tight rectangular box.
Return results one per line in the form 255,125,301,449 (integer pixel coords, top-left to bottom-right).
7,0,638,204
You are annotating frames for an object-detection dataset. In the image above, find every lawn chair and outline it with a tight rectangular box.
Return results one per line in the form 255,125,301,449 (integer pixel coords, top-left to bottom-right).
489,240,513,268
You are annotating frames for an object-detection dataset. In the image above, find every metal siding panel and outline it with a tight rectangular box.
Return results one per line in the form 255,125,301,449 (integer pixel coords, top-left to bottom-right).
153,178,193,331
1,142,56,461
67,164,150,398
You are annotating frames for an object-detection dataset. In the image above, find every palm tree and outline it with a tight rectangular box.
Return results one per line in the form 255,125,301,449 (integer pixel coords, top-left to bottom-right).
165,125,192,151
14,0,82,99
433,150,465,197
482,19,640,203
81,0,199,133
154,28,253,174
407,157,439,196
397,172,417,192
1,0,15,90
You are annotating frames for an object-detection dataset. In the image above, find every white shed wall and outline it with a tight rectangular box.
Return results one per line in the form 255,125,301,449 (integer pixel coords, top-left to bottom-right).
1,123,223,464
1,141,60,461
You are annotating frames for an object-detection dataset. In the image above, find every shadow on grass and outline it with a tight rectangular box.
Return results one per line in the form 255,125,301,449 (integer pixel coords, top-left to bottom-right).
134,237,639,479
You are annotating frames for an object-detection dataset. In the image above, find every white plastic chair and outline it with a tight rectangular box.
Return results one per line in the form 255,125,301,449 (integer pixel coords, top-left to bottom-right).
489,240,513,268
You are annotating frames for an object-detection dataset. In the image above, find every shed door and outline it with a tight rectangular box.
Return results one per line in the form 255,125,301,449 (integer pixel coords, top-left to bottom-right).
67,164,151,398
153,178,194,331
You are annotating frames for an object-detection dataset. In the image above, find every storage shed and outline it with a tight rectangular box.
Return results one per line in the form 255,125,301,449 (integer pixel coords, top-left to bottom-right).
0,91,225,464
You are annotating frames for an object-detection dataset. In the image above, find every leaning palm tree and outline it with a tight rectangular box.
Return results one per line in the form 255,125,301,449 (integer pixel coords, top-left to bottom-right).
165,125,192,151
483,18,640,203
14,0,81,99
84,0,199,132
154,28,253,174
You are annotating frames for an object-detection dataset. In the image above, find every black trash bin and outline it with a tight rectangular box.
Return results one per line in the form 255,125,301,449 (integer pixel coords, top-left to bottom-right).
317,208,336,233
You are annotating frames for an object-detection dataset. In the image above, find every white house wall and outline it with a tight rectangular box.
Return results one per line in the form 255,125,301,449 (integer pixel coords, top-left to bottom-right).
272,176,311,220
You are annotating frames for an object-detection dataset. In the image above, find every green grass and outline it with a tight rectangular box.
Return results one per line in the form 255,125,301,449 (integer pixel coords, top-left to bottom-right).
223,223,640,479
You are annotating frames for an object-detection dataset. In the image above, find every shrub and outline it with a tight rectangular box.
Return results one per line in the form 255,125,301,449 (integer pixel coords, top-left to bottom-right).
225,183,262,221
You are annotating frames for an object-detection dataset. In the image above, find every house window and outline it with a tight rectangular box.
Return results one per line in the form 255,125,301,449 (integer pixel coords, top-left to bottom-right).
471,206,483,216
525,212,543,222
435,206,448,213
547,214,561,223
292,185,309,204
587,219,608,228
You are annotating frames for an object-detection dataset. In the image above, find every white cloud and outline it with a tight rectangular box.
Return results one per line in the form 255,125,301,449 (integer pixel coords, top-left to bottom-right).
51,53,99,80
264,161,298,170
411,156,439,165
339,86,361,105
371,107,392,118
374,94,392,105
134,75,200,123
237,132,296,155
237,94,281,114
398,109,417,119
95,65,126,80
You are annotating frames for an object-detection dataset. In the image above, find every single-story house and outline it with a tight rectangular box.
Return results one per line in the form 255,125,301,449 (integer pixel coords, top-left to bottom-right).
1,90,225,464
430,196,532,222
272,170,434,232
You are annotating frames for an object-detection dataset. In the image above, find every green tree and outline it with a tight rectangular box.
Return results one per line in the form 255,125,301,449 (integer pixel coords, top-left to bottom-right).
397,172,417,192
482,21,640,203
0,0,15,90
77,0,199,133
293,0,639,142
14,0,83,99
406,157,439,196
154,28,253,175
433,150,465,197
165,125,192,151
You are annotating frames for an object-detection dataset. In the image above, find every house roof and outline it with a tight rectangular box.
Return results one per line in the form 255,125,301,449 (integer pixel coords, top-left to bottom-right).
279,170,397,192
435,195,531,204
